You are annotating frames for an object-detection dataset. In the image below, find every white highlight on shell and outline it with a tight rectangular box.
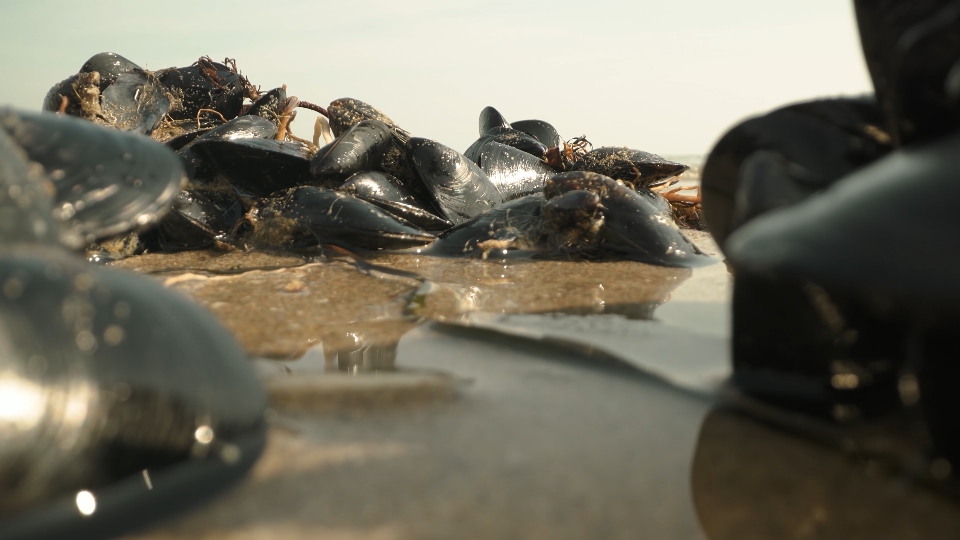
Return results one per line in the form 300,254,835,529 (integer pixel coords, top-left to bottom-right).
195,425,215,445
76,490,96,515
0,377,46,429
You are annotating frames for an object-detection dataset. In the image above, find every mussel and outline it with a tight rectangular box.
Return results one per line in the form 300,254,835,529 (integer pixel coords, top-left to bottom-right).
155,188,244,251
326,98,409,140
477,141,556,201
430,171,711,267
42,54,171,136
156,57,249,123
406,137,503,225
310,120,394,186
700,97,892,247
177,115,278,187
0,108,185,250
188,137,313,198
337,171,451,231
571,147,689,189
0,111,266,538
241,186,435,251
510,119,562,149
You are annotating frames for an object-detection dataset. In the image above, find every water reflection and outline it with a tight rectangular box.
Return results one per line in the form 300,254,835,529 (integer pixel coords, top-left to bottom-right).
324,332,398,373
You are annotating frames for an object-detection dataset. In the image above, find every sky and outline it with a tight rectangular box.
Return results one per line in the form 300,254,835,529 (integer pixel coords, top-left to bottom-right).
0,0,873,156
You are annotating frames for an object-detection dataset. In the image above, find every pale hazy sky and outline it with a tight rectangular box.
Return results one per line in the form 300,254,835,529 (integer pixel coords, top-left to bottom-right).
1,0,872,156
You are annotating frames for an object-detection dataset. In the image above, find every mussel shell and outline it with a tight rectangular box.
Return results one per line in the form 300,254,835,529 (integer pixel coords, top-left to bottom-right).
478,141,556,200
510,119,562,149
338,171,452,231
427,191,605,260
542,189,602,231
406,137,503,225
464,126,548,163
41,72,100,118
157,61,245,122
310,120,394,186
478,106,510,135
165,129,211,151
186,115,278,145
79,52,140,91
100,71,171,135
726,130,960,304
178,115,278,186
156,188,243,251
0,128,58,247
244,187,434,251
189,138,312,197
324,99,424,203
0,250,266,538
243,87,287,123
854,1,960,145
700,97,891,247
327,98,409,141
0,109,185,249
427,195,545,257
572,147,689,188
546,171,711,267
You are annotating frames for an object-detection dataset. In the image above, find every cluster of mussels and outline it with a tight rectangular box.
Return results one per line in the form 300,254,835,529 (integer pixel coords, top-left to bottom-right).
40,52,709,268
0,51,711,539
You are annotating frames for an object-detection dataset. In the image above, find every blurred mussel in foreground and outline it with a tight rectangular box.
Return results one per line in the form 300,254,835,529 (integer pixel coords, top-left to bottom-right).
701,0,960,474
0,110,267,540
692,406,960,539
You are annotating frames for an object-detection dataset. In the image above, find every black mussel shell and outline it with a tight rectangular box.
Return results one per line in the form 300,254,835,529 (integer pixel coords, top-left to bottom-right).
510,119,562,149
338,171,452,231
854,1,960,145
186,115,278,145
478,106,510,135
165,129,210,151
243,87,288,123
155,188,244,251
426,190,602,260
700,97,891,248
99,71,171,135
325,99,423,202
478,141,556,201
726,131,960,306
327,98,409,141
79,52,141,91
42,68,170,135
572,147,688,189
0,250,266,539
178,115,278,186
464,126,548,163
243,187,434,251
546,171,711,267
0,128,59,247
42,72,101,119
0,109,185,249
189,137,312,197
157,60,246,122
427,195,545,257
542,189,603,232
406,138,503,225
310,120,394,186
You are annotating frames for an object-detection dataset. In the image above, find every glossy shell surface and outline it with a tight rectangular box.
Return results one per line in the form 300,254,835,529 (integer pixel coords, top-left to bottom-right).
0,109,185,249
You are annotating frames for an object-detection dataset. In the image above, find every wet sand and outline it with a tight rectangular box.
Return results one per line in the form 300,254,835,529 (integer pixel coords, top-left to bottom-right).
111,221,723,539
